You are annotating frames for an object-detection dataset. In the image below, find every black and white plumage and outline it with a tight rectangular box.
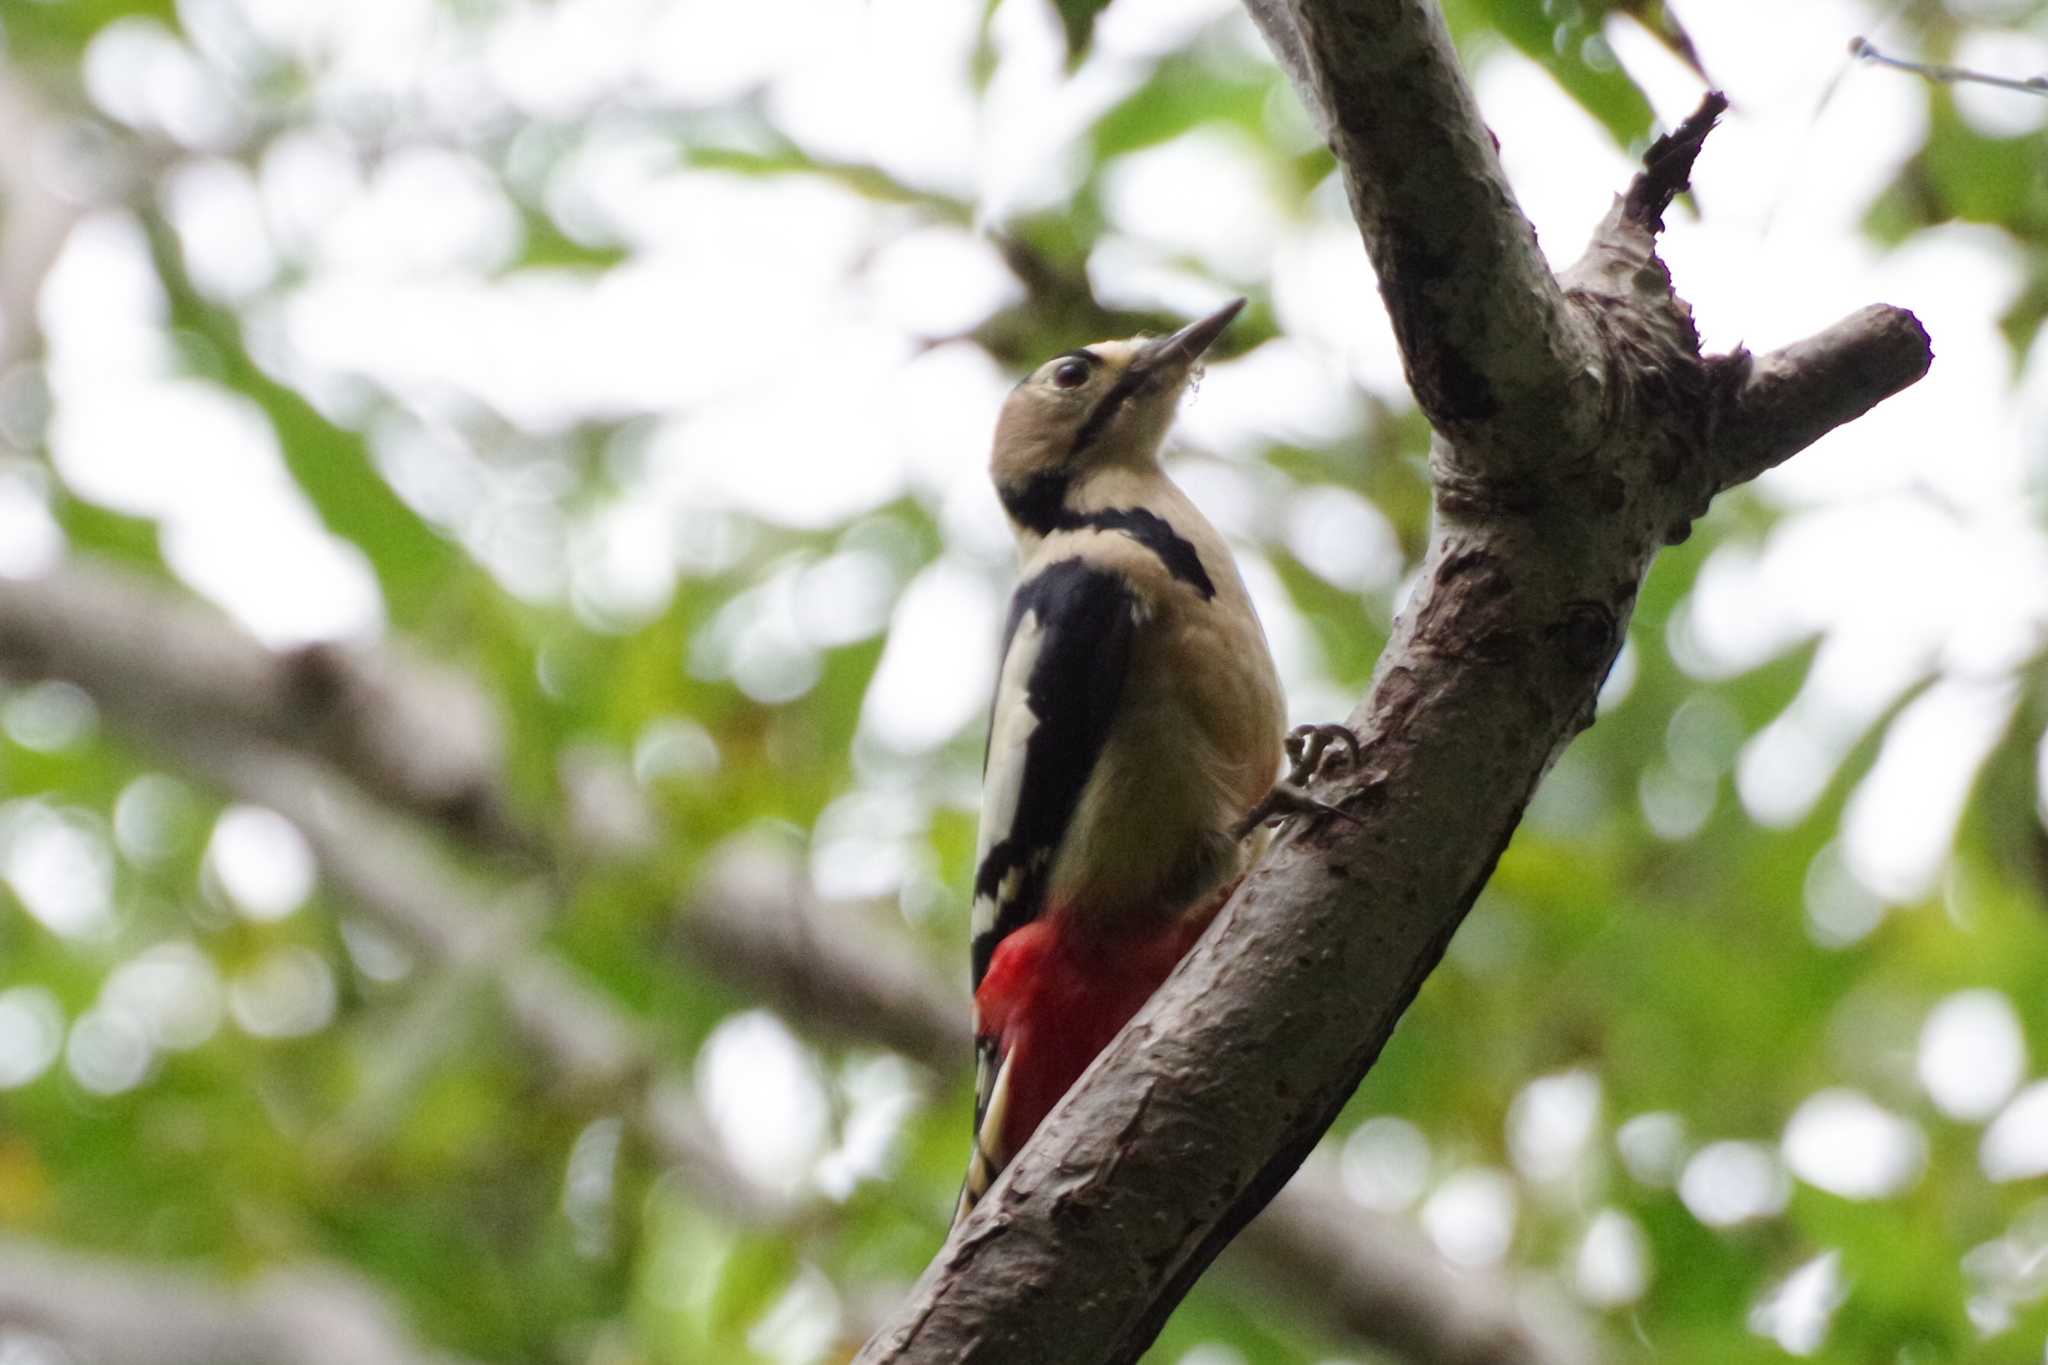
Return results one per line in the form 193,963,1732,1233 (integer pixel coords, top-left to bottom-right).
958,299,1292,1219
971,557,1138,987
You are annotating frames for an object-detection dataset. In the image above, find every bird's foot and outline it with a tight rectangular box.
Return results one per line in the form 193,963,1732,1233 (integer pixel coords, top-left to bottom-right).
1232,723,1362,840
1285,722,1359,783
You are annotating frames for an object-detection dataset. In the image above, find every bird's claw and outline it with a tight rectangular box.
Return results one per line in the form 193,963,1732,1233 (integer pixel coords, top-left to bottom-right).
1233,723,1362,840
1284,722,1360,785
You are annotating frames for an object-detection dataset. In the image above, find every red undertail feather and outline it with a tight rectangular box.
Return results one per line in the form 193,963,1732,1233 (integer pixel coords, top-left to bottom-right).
974,894,1224,1160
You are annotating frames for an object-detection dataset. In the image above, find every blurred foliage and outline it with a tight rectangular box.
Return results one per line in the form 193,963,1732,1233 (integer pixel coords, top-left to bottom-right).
1,1,2047,1364
1048,0,1117,66
1460,0,1659,144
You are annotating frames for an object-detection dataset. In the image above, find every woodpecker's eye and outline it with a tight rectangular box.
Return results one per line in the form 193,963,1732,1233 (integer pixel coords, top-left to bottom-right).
1051,360,1089,389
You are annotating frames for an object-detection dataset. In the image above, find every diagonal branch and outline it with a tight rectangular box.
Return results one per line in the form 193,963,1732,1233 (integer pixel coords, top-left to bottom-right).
678,847,968,1072
168,736,805,1229
0,557,1581,1365
1233,1160,1596,1365
853,25,1932,1365
0,562,532,855
1269,0,1601,460
682,855,1585,1365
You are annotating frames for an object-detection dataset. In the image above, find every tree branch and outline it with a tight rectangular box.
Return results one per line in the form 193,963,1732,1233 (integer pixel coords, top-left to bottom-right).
679,845,967,1073
0,1236,481,1365
853,21,1932,1361
264,735,1576,1364
0,555,1585,1365
1620,92,1726,233
1850,36,2048,97
0,562,868,1226
1232,1160,1595,1365
1273,0,1600,460
170,736,805,1229
0,562,531,854
685,853,1585,1365
1708,303,1934,491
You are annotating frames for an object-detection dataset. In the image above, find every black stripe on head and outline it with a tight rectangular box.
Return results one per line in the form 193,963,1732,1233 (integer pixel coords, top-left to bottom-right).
1068,362,1155,456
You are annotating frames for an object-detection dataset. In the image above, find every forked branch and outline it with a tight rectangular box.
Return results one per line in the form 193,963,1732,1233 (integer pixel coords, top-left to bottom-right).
854,4,1931,1362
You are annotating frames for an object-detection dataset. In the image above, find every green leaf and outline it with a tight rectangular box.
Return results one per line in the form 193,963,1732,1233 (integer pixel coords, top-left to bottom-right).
49,493,163,572
1469,0,1657,146
1092,55,1273,160
3,0,181,61
508,202,630,274
1921,96,2048,230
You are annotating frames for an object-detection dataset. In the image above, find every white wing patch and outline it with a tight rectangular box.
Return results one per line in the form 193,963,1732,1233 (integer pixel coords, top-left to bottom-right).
972,607,1045,942
977,1052,1014,1165
958,1045,1017,1219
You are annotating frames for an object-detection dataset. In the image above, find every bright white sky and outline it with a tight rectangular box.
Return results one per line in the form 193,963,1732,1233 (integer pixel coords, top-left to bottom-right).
6,1,2048,1333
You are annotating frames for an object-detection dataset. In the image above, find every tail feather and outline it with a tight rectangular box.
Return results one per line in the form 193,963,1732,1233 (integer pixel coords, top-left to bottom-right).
954,895,1227,1224
956,1043,1014,1219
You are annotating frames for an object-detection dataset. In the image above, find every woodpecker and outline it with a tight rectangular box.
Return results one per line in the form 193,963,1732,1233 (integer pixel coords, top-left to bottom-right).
959,297,1352,1220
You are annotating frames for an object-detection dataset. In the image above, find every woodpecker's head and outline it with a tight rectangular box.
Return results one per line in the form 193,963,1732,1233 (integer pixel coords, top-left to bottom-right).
991,297,1244,531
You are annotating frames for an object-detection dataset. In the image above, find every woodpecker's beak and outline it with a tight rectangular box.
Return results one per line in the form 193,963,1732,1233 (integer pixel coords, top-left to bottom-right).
1133,297,1246,381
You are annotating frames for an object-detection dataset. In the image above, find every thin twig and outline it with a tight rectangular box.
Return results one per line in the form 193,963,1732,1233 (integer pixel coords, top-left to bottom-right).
1622,91,1728,233
1850,36,2048,96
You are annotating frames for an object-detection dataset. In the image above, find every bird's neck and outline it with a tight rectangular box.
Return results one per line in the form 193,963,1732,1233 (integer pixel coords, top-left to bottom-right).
1003,461,1173,548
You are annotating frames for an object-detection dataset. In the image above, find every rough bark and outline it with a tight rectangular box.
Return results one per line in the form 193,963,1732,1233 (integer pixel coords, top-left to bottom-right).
851,3,1931,1361
1248,0,1600,459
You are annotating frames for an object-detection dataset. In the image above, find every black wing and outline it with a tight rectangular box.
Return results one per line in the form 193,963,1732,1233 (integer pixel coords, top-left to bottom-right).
969,557,1138,992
